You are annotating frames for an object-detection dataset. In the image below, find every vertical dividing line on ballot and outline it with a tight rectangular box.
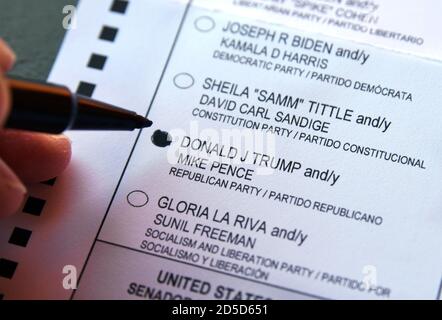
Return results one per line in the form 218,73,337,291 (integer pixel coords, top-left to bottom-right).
70,0,193,300
437,276,442,300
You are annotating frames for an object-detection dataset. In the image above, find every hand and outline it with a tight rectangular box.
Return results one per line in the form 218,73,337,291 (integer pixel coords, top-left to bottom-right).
0,39,71,217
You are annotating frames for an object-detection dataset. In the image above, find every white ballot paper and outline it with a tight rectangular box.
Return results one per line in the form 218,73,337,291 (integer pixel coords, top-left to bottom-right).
0,0,441,300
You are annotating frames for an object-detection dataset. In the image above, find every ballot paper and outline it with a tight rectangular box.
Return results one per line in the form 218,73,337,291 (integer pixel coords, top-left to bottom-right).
0,0,441,300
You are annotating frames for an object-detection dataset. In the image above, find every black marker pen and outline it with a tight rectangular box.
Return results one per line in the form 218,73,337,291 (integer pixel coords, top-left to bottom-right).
4,77,152,134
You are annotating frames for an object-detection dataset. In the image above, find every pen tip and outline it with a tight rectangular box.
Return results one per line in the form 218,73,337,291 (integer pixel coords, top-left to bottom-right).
135,115,153,128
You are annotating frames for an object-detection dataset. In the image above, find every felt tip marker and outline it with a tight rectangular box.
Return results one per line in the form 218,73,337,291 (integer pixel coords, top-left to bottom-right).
4,77,153,134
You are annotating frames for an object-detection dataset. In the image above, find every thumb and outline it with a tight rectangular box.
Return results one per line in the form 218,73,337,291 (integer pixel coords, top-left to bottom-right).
0,76,27,217
0,157,27,217
0,40,25,217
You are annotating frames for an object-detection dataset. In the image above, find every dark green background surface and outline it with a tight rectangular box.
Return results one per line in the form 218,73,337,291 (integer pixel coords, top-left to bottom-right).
0,0,77,80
